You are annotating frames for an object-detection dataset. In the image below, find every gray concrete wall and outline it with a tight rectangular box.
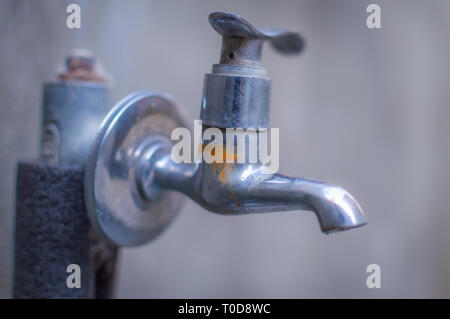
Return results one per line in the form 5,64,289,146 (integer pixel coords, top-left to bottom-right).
1,0,450,298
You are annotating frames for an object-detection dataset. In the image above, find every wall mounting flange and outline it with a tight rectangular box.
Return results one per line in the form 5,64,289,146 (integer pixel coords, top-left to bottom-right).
84,91,188,246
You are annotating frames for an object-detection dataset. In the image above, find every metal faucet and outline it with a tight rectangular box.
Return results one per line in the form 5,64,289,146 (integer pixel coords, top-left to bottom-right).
84,12,367,246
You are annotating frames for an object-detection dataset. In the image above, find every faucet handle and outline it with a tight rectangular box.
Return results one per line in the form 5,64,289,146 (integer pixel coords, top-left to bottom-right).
209,12,304,66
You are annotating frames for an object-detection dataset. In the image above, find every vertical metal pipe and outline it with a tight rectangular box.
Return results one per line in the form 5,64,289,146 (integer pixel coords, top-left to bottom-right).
40,50,109,166
14,50,118,299
41,82,109,166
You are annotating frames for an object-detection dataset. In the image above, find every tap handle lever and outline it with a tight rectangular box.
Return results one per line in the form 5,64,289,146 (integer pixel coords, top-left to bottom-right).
209,12,304,65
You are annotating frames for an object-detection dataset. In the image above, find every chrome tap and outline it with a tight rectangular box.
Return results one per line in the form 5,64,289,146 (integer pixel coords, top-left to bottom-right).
85,12,367,246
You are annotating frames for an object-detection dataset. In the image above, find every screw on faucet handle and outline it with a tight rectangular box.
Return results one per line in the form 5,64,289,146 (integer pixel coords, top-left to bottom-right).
209,12,304,66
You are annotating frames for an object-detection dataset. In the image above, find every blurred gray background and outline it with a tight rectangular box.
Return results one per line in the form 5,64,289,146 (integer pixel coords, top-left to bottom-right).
1,0,450,298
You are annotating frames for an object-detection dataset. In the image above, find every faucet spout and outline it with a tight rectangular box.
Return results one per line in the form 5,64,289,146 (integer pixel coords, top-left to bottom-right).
244,173,367,233
150,150,366,234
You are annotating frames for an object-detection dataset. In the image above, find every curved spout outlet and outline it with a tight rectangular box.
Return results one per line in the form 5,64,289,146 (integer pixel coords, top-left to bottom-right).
142,149,367,234
241,174,367,233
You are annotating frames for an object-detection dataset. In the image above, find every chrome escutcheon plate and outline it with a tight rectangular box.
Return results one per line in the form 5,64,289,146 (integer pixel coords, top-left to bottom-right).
84,91,188,246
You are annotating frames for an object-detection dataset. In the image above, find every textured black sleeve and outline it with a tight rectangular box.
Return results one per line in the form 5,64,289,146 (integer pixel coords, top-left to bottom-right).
14,162,95,298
